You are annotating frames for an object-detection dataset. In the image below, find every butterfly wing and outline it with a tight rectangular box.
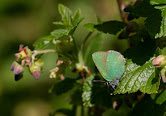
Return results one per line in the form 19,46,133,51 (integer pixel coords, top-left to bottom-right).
106,50,125,81
92,52,110,80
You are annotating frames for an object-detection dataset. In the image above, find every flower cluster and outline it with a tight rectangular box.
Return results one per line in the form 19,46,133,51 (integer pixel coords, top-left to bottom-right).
10,45,43,80
152,55,166,83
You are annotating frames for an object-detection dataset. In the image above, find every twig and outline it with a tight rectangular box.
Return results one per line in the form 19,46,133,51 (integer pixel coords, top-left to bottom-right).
117,0,129,24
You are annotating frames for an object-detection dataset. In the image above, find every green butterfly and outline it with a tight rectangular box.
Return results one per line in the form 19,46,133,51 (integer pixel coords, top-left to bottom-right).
92,50,126,89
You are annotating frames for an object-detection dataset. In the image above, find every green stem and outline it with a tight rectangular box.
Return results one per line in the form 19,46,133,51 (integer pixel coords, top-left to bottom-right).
82,32,93,47
32,49,56,63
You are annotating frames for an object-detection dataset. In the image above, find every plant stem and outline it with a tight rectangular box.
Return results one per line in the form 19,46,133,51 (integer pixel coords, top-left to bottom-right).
32,49,56,63
117,0,129,24
82,32,93,46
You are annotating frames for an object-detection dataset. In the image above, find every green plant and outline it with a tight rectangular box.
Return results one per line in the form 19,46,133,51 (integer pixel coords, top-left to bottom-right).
11,0,166,116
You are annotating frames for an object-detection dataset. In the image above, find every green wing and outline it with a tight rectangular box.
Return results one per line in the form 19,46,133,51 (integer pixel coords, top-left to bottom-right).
92,52,109,80
106,50,125,81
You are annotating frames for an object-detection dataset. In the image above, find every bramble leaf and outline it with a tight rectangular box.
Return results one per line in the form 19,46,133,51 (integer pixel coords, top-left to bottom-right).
131,0,166,38
82,75,94,107
113,39,161,94
84,21,127,35
33,36,53,50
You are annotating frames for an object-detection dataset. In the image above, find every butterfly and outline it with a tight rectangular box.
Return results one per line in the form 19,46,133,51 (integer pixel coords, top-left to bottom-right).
92,50,126,89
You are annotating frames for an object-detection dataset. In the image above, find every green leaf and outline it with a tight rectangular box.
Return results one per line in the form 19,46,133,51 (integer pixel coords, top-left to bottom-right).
58,4,72,28
51,29,69,39
33,36,53,50
52,78,76,95
144,9,162,38
156,90,166,104
82,75,95,107
153,6,166,38
150,0,166,5
130,0,166,38
113,39,160,94
84,21,127,35
133,0,155,17
72,9,84,27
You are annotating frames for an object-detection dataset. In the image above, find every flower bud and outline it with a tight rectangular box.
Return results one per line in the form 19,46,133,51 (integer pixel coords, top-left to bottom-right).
152,55,166,67
30,63,41,79
13,62,24,75
29,59,43,79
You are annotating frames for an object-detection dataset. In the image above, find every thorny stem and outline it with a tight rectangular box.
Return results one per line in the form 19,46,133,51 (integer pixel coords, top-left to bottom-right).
32,49,56,63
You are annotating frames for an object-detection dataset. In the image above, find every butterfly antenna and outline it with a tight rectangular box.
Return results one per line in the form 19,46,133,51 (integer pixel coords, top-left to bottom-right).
92,80,106,83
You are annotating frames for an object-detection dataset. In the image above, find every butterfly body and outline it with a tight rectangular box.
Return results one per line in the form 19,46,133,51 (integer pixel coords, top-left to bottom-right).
92,50,126,88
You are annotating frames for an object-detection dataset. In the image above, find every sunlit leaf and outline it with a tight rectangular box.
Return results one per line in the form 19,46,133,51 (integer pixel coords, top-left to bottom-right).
113,39,160,94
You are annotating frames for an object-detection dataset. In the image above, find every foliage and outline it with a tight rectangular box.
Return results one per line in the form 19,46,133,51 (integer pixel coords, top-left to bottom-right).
11,1,166,116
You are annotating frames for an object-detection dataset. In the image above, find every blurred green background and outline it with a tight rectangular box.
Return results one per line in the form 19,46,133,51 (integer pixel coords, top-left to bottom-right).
0,0,129,115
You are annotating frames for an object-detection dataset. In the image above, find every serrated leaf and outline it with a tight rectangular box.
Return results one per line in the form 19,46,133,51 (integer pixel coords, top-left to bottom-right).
156,90,166,104
94,21,127,35
144,9,162,38
58,4,72,28
113,39,160,94
82,75,95,107
51,29,69,39
84,21,127,35
154,7,166,38
131,0,166,38
150,0,166,5
52,78,76,95
133,0,155,17
33,36,53,50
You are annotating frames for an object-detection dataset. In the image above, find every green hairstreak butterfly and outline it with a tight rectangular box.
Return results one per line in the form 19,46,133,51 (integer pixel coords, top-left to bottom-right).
92,50,126,89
